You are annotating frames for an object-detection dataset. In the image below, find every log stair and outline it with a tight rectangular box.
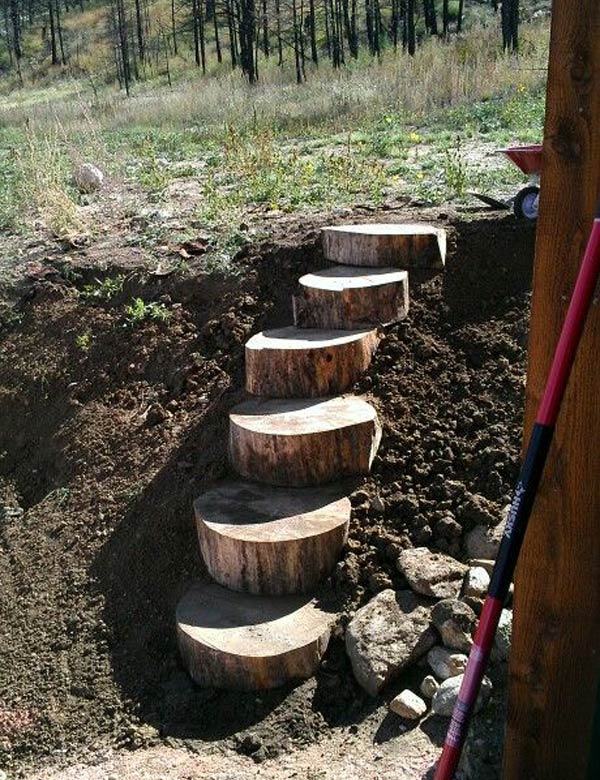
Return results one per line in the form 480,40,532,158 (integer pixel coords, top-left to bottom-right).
176,222,446,690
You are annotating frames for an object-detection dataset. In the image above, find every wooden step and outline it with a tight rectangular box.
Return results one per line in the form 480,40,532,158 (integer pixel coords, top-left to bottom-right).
177,582,334,690
195,481,350,594
245,326,379,398
229,396,382,486
322,223,446,268
293,266,409,329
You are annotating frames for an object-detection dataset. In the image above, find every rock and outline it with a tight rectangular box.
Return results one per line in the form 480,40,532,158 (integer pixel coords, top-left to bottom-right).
427,646,468,680
432,599,477,652
465,519,506,560
389,689,427,720
420,675,440,699
432,673,493,717
435,515,462,539
462,566,490,600
345,589,436,696
493,608,512,662
0,770,7,780
396,547,467,599
468,558,495,575
74,162,104,193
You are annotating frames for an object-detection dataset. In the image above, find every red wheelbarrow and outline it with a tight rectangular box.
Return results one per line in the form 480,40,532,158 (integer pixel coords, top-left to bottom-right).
469,143,543,221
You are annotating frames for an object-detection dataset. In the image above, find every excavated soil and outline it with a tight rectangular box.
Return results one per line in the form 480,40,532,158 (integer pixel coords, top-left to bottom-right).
0,209,535,777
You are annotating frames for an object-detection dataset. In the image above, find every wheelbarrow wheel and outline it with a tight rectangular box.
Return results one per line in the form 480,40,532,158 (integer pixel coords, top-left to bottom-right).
513,185,540,221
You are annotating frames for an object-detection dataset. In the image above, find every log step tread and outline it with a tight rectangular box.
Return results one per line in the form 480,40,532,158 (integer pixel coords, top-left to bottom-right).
299,265,409,291
293,265,409,329
245,326,379,398
195,480,350,541
231,395,377,436
322,222,446,268
177,582,334,689
246,325,376,351
195,481,350,594
229,395,382,486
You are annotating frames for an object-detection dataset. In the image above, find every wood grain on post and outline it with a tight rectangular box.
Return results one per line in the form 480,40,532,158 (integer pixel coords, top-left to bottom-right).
322,224,446,268
245,326,379,398
293,266,409,330
195,481,350,595
176,583,334,690
504,4,600,778
229,395,382,486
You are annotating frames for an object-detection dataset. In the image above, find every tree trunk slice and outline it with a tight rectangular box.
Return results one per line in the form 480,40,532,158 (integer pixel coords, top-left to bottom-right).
177,582,334,690
293,266,409,329
195,481,350,595
245,326,379,398
322,223,446,268
229,396,382,486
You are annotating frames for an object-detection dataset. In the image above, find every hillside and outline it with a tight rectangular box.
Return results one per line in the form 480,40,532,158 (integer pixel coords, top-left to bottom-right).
0,0,551,92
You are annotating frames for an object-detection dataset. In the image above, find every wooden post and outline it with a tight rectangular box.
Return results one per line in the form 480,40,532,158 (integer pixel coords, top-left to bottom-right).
503,3,600,778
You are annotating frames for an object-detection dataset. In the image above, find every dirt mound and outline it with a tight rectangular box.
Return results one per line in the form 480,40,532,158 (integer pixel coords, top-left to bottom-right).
0,211,535,775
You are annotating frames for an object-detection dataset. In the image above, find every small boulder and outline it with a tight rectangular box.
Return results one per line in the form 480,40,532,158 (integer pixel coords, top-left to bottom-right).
396,547,467,599
427,646,468,680
432,674,493,717
462,566,490,600
420,675,440,699
74,162,104,193
389,689,427,720
432,598,477,652
465,519,506,560
345,589,436,696
468,558,495,575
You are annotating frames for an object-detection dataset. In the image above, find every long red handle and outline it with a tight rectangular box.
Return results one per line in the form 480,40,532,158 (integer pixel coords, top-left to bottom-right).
434,206,600,780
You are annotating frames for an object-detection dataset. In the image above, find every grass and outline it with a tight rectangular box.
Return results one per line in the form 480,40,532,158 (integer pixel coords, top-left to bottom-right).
0,18,550,269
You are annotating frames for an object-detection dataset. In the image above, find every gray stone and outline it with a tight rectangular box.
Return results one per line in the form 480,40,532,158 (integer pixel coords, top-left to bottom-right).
74,162,104,193
389,689,427,720
345,589,436,696
432,598,477,652
465,519,506,560
493,608,512,662
432,673,493,717
396,547,468,599
420,675,440,699
462,566,490,599
427,646,468,680
468,558,495,575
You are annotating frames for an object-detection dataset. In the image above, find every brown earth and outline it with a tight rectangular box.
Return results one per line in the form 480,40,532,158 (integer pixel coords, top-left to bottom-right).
0,208,535,778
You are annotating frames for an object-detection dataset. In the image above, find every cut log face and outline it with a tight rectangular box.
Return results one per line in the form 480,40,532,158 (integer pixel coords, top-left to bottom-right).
293,266,409,329
322,223,446,268
245,326,379,398
177,582,334,690
229,396,382,486
195,481,351,594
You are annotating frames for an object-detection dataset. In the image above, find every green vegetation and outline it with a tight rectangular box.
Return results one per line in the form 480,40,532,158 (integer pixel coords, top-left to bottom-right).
81,275,126,301
0,18,549,272
75,331,93,351
125,297,172,325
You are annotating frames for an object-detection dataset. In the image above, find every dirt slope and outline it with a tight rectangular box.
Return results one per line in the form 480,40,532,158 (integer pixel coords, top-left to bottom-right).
0,210,535,777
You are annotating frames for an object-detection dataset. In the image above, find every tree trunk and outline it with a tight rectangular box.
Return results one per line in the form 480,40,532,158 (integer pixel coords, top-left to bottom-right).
308,0,317,63
48,0,58,64
407,0,415,54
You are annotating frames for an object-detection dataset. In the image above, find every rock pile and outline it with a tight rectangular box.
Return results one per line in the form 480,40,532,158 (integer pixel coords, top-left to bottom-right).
344,545,512,723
